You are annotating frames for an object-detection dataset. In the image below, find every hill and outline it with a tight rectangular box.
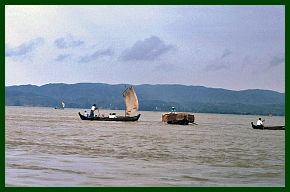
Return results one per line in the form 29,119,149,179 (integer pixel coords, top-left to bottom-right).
5,83,285,115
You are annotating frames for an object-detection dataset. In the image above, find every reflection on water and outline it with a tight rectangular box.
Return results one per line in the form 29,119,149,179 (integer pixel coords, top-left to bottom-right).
5,106,285,186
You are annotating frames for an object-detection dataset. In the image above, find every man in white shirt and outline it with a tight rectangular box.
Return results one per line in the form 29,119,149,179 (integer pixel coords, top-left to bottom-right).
257,118,264,128
109,113,117,118
90,104,97,118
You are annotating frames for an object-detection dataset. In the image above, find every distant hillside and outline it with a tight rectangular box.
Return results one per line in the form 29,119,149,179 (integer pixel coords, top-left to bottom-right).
5,83,285,115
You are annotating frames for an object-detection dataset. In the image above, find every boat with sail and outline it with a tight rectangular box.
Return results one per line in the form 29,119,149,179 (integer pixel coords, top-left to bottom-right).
54,101,65,109
78,86,141,121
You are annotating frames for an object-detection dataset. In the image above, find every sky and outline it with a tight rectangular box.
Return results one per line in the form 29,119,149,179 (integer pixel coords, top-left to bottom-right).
5,5,285,92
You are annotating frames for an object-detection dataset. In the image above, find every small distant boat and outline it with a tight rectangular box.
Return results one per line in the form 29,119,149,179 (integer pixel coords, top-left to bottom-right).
79,86,141,121
55,101,65,109
251,122,285,130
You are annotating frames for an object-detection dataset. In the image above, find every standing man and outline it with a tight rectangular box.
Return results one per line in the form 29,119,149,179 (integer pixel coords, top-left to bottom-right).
171,107,176,113
90,104,97,118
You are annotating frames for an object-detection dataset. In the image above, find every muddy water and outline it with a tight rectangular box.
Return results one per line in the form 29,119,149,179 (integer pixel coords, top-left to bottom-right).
5,106,285,186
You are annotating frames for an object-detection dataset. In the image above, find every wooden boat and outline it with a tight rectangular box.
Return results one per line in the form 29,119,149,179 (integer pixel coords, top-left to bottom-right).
79,112,140,121
162,112,195,125
167,118,190,125
251,122,285,130
79,86,141,121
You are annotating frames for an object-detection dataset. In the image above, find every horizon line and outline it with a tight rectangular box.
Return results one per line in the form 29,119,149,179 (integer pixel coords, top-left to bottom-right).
5,82,285,94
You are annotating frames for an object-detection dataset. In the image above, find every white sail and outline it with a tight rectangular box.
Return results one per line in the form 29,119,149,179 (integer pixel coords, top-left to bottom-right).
62,102,65,108
122,86,139,116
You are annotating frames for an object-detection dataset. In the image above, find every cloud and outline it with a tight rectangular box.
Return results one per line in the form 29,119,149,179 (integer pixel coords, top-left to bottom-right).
269,56,284,67
5,37,44,57
154,63,174,72
204,63,228,72
54,35,84,49
204,49,232,72
54,54,71,62
120,36,176,61
221,49,232,59
78,49,114,63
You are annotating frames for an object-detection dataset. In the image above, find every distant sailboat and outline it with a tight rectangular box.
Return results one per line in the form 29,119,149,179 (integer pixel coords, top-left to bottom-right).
79,86,141,121
55,101,65,109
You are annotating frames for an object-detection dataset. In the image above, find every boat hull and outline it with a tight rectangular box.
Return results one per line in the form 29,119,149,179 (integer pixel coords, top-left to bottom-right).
79,112,141,121
167,119,190,125
251,122,285,130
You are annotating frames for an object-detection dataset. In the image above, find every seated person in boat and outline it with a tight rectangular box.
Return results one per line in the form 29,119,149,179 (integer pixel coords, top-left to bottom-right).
90,104,97,118
109,113,117,118
84,110,88,117
256,118,264,128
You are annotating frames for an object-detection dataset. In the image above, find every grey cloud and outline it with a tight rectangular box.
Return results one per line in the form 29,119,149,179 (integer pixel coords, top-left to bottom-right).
54,35,84,49
5,38,44,57
120,36,176,61
221,49,232,59
204,63,228,72
155,63,174,72
79,49,114,63
269,56,284,67
54,54,71,62
195,49,201,54
204,50,232,72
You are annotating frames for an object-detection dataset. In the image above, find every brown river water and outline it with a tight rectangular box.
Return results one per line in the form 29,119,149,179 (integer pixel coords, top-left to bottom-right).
5,106,285,186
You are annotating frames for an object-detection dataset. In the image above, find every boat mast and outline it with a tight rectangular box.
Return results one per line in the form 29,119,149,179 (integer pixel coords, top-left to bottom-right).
125,85,128,116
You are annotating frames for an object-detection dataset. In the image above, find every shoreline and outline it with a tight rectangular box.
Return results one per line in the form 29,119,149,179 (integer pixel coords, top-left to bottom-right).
5,105,285,117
